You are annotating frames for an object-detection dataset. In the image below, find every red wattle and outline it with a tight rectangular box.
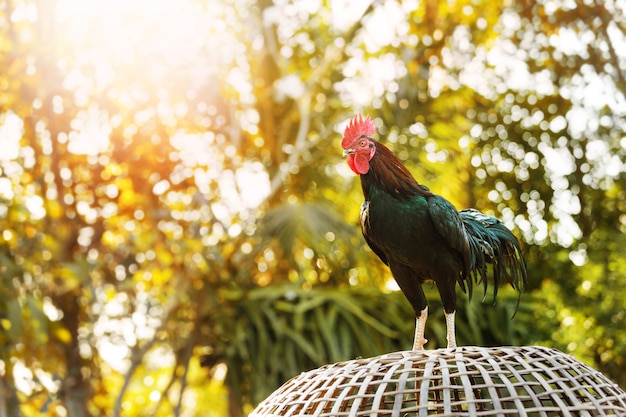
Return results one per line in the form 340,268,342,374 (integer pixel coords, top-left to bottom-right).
347,154,370,174
355,154,370,174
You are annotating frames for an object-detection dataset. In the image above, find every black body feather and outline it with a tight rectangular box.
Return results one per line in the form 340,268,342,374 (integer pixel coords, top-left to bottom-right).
358,141,527,317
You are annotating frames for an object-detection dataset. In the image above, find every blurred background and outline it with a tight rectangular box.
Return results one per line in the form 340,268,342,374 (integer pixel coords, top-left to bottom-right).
1,0,625,415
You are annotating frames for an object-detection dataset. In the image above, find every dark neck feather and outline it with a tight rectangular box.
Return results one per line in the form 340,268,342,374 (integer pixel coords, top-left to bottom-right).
361,141,431,200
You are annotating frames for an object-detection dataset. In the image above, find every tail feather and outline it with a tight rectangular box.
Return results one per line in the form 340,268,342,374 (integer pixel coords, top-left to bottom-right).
459,209,527,312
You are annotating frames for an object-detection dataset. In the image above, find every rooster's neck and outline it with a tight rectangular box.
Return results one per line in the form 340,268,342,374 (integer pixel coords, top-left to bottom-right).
361,142,431,201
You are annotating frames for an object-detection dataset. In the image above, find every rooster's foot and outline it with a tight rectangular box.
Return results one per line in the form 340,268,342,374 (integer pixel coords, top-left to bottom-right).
445,310,457,349
412,307,429,351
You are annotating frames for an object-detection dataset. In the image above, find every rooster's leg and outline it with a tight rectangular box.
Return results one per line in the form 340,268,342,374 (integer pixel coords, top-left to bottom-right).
412,307,428,350
444,310,457,349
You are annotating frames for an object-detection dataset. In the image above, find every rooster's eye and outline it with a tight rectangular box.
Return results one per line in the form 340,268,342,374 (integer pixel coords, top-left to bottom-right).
359,140,366,147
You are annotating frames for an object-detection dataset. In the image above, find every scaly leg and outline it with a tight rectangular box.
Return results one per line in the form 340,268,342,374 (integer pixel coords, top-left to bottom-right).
444,310,457,349
412,307,428,350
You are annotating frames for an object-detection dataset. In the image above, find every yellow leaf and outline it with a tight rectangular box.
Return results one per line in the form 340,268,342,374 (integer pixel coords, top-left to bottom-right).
102,230,121,247
46,199,63,219
53,326,72,344
151,267,173,286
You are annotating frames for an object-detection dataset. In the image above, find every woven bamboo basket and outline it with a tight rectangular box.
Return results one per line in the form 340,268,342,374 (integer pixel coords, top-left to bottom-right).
250,345,626,417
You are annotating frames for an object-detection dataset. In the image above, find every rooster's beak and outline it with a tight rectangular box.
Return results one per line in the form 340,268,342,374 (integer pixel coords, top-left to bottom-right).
342,149,354,157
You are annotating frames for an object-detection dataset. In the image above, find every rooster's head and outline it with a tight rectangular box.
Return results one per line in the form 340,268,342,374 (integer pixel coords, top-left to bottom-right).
341,114,377,175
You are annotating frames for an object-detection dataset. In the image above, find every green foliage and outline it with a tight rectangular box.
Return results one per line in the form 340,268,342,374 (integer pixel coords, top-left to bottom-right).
220,284,529,407
222,286,405,406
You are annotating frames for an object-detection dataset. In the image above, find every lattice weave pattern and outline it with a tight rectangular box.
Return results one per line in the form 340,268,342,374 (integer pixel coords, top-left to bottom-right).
251,346,626,417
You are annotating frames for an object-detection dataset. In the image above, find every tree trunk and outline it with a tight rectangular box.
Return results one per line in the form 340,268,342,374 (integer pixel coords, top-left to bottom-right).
228,389,244,417
57,291,91,417
0,376,23,417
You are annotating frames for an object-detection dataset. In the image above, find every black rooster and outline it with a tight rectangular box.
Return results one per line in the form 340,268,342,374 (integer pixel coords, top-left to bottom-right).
341,114,527,349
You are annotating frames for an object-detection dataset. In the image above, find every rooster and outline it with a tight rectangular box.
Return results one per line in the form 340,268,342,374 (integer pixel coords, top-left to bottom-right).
341,114,527,350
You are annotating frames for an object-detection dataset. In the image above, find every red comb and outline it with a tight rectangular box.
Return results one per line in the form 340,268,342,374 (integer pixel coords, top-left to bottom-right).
342,114,376,149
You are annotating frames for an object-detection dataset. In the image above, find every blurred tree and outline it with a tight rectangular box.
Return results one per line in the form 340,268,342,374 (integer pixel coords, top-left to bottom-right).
0,0,625,416
463,0,626,385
